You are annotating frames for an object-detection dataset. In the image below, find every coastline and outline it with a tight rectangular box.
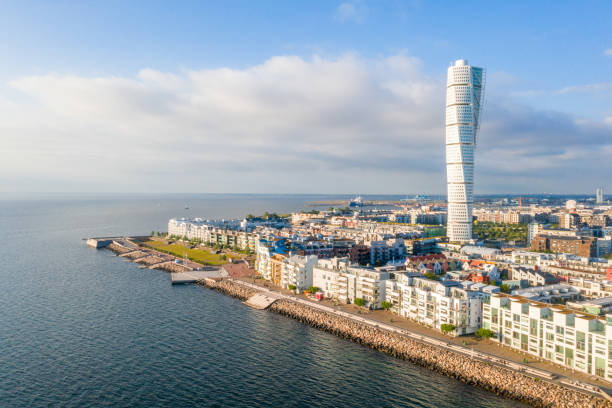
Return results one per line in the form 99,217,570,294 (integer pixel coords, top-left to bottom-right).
198,278,611,408
98,238,611,407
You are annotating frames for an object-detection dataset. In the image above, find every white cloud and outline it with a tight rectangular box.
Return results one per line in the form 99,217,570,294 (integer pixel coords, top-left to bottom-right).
604,48,612,56
335,1,366,23
556,82,612,94
1,53,611,194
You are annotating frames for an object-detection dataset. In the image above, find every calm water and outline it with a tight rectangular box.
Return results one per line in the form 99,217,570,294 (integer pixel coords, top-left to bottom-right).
0,194,524,407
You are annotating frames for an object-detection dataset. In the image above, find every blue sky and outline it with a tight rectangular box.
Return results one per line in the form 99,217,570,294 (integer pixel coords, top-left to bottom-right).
1,1,611,194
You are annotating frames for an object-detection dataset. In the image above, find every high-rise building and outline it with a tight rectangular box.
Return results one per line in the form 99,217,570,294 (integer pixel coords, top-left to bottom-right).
445,59,485,242
596,187,604,204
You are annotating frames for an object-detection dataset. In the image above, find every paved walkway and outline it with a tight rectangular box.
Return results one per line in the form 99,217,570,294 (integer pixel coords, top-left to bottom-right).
234,278,611,398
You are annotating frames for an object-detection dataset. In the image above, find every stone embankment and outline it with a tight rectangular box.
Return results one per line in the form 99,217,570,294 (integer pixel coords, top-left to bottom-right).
199,278,256,300
199,279,611,408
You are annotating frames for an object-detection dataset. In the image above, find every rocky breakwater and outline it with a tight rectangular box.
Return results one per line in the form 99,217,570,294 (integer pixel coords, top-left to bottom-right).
198,278,256,301
269,299,610,408
196,279,610,408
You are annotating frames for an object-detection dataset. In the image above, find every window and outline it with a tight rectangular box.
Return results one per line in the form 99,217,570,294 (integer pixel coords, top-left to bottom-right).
576,331,585,351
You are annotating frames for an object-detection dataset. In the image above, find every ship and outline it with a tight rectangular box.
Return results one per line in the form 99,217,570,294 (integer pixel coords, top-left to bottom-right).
348,196,363,207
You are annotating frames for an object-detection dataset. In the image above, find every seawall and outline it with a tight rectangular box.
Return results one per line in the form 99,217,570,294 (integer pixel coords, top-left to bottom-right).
199,279,609,408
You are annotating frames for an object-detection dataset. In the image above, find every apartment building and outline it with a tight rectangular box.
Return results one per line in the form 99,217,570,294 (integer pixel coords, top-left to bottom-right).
511,266,558,287
511,250,556,267
280,255,317,290
531,235,597,258
568,277,612,299
385,275,496,335
312,257,390,308
484,293,612,380
168,218,257,251
511,284,580,303
368,239,405,266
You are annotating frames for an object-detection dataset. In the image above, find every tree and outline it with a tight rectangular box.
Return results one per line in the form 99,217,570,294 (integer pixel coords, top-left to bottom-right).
381,301,392,310
354,298,366,307
288,284,297,291
500,284,511,293
475,328,494,339
308,286,320,294
151,231,155,236
441,324,456,335
424,272,440,281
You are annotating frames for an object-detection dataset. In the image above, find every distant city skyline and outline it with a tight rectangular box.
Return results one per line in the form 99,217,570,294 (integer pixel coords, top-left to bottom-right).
0,1,611,194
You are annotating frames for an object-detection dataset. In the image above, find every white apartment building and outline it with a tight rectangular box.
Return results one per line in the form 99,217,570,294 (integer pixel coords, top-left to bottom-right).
312,257,390,308
445,59,485,242
511,267,558,287
281,255,317,290
385,275,495,335
168,218,257,251
255,241,273,281
568,277,612,299
511,284,581,303
511,250,556,267
484,293,612,381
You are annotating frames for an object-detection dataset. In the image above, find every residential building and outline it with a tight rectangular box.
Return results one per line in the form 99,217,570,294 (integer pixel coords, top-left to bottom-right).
312,257,390,308
531,235,597,258
484,293,612,380
385,274,495,335
445,59,485,243
511,284,581,303
280,255,317,290
568,277,612,299
511,266,558,287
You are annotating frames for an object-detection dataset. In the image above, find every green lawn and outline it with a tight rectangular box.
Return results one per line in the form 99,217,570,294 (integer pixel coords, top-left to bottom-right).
144,240,228,265
473,222,527,242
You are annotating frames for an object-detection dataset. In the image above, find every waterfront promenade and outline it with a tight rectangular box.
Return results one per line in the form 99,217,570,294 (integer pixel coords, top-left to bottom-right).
199,278,610,407
232,279,608,396
238,277,612,392
93,237,611,405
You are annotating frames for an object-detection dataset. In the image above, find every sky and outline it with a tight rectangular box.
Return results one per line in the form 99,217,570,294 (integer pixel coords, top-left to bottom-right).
1,1,611,195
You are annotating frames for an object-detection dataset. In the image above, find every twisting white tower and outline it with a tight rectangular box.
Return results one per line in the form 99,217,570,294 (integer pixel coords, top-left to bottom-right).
445,59,485,242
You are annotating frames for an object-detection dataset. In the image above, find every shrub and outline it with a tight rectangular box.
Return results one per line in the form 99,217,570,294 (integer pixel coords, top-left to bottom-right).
308,286,320,294
475,328,494,339
440,324,456,334
381,301,392,310
354,298,366,307
288,284,297,291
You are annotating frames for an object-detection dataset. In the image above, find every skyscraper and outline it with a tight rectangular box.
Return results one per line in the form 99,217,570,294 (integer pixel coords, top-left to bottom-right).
596,187,604,204
445,59,485,242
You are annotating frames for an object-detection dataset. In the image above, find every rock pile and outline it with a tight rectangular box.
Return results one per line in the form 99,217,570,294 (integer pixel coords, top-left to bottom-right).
201,279,611,408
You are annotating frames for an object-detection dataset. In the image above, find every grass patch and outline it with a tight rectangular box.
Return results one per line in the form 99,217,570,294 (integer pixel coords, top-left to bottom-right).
143,240,228,265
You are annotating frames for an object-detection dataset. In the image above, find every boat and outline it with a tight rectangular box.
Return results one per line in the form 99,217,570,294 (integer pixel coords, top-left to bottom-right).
348,196,363,207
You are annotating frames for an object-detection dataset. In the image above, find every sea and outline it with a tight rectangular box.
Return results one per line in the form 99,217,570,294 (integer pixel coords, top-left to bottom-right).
0,194,524,407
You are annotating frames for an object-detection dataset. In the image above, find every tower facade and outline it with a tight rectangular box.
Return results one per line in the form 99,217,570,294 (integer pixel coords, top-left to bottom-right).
445,59,485,242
